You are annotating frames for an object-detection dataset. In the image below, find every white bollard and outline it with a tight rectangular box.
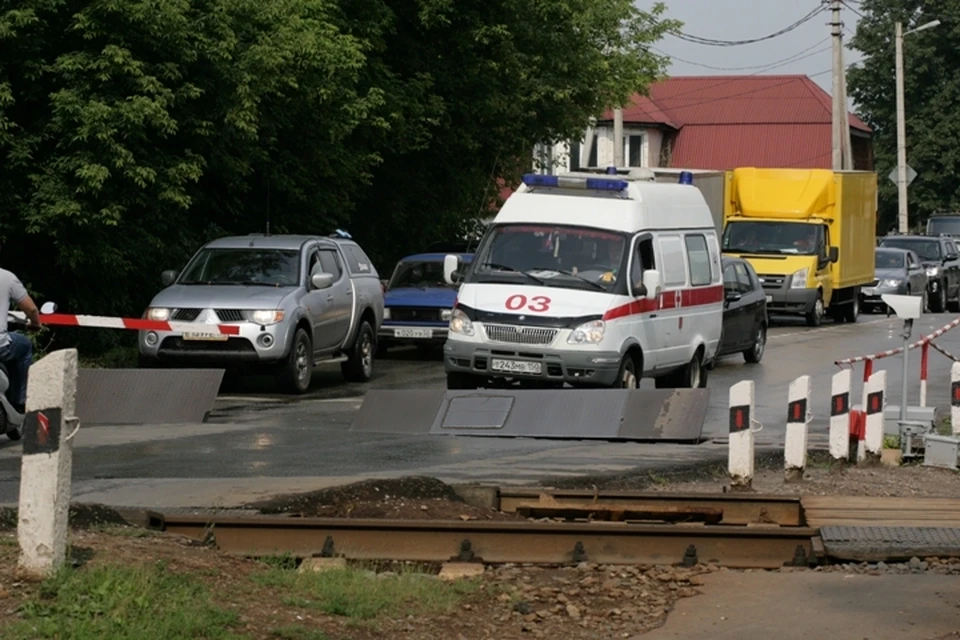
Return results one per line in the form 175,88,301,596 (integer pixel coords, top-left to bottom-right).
728,380,755,490
829,369,852,460
784,375,812,481
952,362,960,436
863,369,887,459
17,348,79,578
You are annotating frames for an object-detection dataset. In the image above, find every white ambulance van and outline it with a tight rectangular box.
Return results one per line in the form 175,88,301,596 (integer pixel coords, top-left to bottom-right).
441,168,723,390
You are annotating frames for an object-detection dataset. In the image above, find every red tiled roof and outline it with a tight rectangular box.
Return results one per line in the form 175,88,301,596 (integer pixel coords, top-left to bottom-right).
601,94,678,128
648,75,870,131
669,123,837,170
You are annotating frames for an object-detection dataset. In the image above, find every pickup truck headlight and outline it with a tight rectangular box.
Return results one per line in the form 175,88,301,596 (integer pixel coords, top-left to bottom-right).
245,310,285,325
449,308,474,336
790,268,809,289
927,266,941,277
146,307,170,321
568,320,605,345
441,309,453,321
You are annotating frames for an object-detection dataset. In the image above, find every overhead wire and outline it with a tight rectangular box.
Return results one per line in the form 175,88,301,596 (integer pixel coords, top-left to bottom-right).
668,4,827,47
652,37,831,72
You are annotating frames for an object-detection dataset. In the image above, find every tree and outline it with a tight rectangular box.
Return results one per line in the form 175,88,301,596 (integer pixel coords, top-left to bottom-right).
847,0,960,232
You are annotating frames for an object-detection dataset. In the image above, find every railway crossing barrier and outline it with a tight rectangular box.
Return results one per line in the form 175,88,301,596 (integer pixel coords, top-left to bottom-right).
783,375,811,482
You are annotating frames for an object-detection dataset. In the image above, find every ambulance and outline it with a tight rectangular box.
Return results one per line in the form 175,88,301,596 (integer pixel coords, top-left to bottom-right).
441,168,724,390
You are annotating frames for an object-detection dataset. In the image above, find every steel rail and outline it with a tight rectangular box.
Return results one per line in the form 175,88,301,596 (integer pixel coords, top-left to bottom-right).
157,514,819,570
496,489,804,526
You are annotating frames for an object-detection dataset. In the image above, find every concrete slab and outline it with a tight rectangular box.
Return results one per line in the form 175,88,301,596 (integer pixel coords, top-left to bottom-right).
638,570,960,640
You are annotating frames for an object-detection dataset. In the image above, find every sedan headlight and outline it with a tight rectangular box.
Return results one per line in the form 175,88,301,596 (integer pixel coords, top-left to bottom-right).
568,320,606,345
881,279,902,288
790,268,809,289
145,307,170,321
927,266,941,277
245,310,285,325
440,309,453,321
449,308,474,336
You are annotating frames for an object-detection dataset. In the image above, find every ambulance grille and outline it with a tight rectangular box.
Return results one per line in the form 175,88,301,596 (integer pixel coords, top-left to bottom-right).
484,324,558,346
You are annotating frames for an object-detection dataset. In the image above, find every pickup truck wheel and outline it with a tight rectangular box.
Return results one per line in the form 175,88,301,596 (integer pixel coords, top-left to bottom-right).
806,292,824,327
342,321,374,383
282,328,313,394
932,283,947,312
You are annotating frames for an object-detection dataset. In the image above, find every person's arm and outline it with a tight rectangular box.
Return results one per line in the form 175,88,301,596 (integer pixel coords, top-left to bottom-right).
10,276,42,330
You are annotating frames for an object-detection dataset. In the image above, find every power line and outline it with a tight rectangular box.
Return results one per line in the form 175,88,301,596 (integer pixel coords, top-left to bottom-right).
668,5,826,47
653,37,831,72
842,0,866,19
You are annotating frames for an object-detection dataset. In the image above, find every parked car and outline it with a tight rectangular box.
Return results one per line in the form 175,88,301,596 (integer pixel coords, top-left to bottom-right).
138,233,384,393
877,234,960,312
378,252,473,354
716,256,768,364
860,247,928,313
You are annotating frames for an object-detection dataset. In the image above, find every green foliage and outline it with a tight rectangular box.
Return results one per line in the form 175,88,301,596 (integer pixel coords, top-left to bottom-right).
847,0,960,232
0,0,677,355
4,560,243,639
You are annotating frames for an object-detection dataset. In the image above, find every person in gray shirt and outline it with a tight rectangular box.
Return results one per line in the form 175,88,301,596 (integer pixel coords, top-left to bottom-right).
0,245,42,414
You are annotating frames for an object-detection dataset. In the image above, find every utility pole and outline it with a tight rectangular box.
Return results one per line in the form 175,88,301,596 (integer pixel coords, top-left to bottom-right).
895,20,908,233
831,0,843,171
613,108,624,167
840,27,853,170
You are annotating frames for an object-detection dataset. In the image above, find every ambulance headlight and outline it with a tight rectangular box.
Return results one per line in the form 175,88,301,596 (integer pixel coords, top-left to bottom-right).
449,309,474,336
568,320,606,344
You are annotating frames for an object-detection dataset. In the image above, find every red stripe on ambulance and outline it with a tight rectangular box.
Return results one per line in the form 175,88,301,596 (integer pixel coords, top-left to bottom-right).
602,284,723,321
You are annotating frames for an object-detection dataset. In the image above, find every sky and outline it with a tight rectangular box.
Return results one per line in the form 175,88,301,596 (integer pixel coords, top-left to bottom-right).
642,0,866,99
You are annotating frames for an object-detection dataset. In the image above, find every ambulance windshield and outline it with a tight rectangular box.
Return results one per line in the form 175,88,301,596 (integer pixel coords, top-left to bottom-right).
469,224,628,292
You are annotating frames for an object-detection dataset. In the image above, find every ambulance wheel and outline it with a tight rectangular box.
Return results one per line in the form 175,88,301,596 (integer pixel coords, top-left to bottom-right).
615,354,640,389
657,350,707,389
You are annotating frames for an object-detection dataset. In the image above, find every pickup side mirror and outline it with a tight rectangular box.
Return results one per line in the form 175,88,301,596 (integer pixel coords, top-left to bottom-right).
161,269,178,286
311,272,335,290
40,301,57,315
829,246,839,263
443,254,460,285
641,269,661,301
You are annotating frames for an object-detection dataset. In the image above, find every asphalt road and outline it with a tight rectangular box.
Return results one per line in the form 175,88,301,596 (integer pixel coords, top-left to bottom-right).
2,310,958,509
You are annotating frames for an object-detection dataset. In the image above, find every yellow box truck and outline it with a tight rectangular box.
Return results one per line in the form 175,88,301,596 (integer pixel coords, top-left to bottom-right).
721,167,877,326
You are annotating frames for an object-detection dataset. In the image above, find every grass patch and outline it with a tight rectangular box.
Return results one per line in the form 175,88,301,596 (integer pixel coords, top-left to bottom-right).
78,345,138,369
3,559,244,639
270,625,331,640
252,564,478,621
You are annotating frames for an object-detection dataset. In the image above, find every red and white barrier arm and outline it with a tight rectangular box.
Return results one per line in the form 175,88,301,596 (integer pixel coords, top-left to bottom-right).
834,316,960,368
29,312,240,336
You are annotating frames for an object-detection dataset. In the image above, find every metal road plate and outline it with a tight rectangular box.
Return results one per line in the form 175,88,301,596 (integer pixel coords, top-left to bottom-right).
820,525,960,561
620,389,710,442
439,395,514,429
349,390,445,434
76,368,223,425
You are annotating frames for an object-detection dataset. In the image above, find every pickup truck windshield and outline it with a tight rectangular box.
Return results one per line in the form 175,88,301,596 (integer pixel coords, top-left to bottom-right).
880,238,941,262
390,260,453,289
179,248,301,286
722,221,820,256
927,217,960,236
468,224,628,292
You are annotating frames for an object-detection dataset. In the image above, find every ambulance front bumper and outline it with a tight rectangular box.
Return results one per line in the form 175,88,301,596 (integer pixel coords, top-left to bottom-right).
443,339,623,386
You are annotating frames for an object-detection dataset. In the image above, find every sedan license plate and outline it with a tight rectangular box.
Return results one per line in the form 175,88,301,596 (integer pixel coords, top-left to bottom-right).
182,332,229,342
393,328,432,339
491,358,542,375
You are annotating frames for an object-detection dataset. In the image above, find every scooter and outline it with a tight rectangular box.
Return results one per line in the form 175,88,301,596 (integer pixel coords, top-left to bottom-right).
2,301,57,441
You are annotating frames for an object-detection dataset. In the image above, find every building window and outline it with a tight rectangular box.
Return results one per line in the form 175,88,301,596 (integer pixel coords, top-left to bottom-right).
569,135,598,170
625,134,645,167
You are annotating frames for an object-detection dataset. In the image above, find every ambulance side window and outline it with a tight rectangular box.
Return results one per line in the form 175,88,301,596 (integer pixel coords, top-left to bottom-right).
658,235,687,287
684,234,712,286
630,237,656,292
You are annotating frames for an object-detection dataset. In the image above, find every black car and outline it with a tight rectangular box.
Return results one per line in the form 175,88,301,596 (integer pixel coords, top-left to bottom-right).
877,234,960,312
716,256,768,364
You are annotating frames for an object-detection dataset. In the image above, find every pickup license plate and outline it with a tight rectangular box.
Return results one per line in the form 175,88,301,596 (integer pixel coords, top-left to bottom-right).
491,358,542,375
765,295,773,303
393,328,432,339
182,332,229,342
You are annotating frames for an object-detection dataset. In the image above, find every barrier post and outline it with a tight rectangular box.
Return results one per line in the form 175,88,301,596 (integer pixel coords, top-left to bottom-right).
920,341,930,408
784,375,811,481
829,369,852,460
952,362,960,436
17,349,79,578
863,369,887,460
860,358,873,412
728,380,755,490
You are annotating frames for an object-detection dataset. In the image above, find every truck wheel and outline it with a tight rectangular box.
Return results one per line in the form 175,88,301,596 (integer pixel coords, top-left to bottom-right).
342,321,375,383
806,292,824,327
282,328,313,394
842,290,860,323
446,372,480,389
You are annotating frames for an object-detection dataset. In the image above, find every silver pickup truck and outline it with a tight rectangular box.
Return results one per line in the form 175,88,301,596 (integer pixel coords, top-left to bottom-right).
137,233,384,393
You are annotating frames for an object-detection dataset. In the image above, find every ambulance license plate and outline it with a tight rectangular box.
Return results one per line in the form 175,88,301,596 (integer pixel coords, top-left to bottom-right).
491,358,542,375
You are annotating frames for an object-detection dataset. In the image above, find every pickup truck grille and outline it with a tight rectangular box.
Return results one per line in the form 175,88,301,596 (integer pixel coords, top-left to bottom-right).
757,274,787,290
484,324,557,346
390,307,442,322
215,309,245,322
172,308,202,321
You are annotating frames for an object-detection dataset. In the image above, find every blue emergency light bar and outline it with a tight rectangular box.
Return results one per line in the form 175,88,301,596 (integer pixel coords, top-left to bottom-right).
521,173,628,192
